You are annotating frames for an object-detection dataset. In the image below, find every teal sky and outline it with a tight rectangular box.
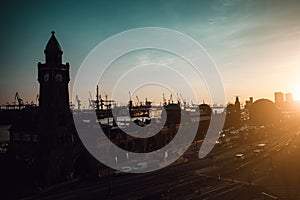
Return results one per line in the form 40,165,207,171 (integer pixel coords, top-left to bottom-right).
1,0,300,106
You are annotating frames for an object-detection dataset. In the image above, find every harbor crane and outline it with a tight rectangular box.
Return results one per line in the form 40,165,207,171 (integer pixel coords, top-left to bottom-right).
136,95,142,106
180,93,187,109
36,94,39,105
162,93,167,106
75,95,81,110
176,93,181,104
129,91,131,101
15,92,24,109
89,91,96,109
169,94,174,104
104,94,115,109
128,91,133,108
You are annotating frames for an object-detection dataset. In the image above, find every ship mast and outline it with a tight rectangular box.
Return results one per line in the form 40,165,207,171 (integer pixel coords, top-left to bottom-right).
95,85,100,111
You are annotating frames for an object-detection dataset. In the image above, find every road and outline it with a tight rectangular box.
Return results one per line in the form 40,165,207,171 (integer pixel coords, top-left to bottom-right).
26,122,300,200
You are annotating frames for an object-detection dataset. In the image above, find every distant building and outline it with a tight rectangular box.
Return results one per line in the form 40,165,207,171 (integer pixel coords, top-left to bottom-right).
224,97,242,129
250,97,253,103
244,97,253,110
285,93,293,104
284,93,295,111
274,92,284,107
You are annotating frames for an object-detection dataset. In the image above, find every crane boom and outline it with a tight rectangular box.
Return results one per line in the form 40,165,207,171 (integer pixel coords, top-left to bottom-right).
75,95,81,110
15,92,24,109
170,94,173,104
136,95,140,106
162,93,167,106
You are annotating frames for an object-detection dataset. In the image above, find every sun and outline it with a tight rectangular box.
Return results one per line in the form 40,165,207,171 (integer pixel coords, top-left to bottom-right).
292,85,300,101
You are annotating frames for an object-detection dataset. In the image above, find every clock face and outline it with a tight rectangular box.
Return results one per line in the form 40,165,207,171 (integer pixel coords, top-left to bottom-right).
44,73,49,82
55,73,63,82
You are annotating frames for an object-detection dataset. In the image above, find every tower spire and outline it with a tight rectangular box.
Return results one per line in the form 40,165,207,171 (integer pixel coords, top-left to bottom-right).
44,31,63,65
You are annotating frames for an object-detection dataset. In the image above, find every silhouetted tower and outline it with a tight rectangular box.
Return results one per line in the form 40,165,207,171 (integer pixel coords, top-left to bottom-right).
235,96,241,112
38,31,70,111
250,97,253,104
234,96,241,126
37,31,73,185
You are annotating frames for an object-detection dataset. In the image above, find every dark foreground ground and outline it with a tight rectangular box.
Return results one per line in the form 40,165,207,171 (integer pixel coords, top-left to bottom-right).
16,120,300,200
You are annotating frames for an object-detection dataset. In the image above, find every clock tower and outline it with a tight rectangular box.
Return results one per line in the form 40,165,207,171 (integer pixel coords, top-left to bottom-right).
38,31,70,112
37,31,74,185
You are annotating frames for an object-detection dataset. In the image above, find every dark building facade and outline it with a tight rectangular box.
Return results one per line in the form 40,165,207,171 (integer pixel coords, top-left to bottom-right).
8,32,79,187
223,97,242,129
36,31,75,184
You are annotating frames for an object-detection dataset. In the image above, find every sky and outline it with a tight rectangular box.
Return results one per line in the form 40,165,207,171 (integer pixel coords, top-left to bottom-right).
1,0,300,107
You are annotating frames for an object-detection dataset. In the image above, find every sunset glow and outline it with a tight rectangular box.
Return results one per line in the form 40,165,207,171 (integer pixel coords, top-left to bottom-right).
1,1,300,106
292,85,300,101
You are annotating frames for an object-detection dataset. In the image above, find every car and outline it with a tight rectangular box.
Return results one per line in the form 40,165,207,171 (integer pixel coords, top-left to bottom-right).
235,153,245,160
113,166,133,176
257,143,266,148
252,149,260,155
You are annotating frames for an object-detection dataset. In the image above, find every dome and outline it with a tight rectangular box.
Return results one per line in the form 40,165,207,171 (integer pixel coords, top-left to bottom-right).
249,98,281,125
199,104,212,116
199,103,211,110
